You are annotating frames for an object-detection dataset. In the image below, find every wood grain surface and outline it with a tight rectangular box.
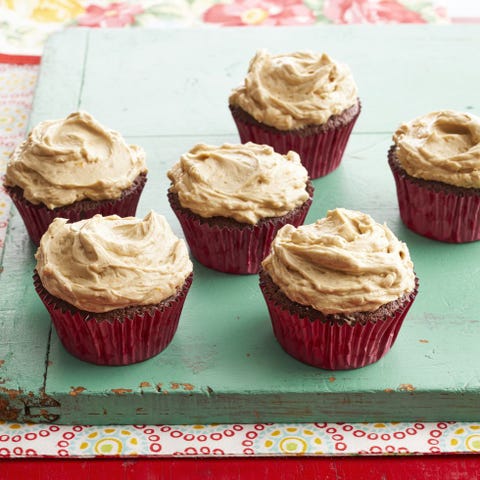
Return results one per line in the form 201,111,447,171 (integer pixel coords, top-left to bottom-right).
1,25,479,425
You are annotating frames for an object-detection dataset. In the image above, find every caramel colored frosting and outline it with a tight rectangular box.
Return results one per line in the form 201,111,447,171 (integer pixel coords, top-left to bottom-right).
229,50,358,131
35,212,193,313
262,208,415,314
5,111,147,209
167,142,310,224
393,110,480,188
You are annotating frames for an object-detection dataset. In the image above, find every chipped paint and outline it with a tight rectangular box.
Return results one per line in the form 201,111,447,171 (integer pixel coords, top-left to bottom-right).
384,388,394,393
38,409,59,422
69,386,86,396
419,339,429,343
139,382,151,388
0,398,21,421
18,389,62,423
399,384,416,392
170,382,194,391
37,388,61,408
0,360,5,367
0,387,21,400
156,383,169,395
111,388,132,395
328,376,336,383
0,387,59,423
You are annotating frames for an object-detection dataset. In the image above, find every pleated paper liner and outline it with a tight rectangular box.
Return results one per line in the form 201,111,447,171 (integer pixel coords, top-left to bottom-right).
388,146,480,243
229,101,361,179
259,269,419,371
5,172,147,246
33,272,193,366
167,183,313,275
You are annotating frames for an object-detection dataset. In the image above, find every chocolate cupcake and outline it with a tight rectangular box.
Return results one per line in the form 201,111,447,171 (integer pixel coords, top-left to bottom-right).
260,208,418,370
167,142,313,274
4,111,147,245
389,110,480,243
229,50,361,179
34,212,193,366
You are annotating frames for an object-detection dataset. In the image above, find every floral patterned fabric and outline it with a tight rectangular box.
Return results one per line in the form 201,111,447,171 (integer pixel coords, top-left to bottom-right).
1,420,480,458
0,0,448,59
0,0,478,460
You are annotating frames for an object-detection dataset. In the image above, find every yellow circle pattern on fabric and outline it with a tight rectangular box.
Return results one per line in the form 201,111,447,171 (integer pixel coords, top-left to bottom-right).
465,434,480,452
94,438,123,455
279,437,308,455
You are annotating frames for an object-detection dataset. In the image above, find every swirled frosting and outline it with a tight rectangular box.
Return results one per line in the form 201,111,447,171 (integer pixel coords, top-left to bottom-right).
393,110,480,188
262,208,415,314
5,111,147,209
167,142,310,224
229,50,358,131
35,212,193,313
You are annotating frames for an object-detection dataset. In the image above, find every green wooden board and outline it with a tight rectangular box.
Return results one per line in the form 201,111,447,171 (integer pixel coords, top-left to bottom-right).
1,26,480,425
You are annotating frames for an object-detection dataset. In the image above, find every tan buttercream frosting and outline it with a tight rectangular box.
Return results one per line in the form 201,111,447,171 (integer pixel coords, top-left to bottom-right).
5,111,147,209
229,49,358,131
35,212,193,313
262,208,415,314
393,110,480,189
167,142,310,224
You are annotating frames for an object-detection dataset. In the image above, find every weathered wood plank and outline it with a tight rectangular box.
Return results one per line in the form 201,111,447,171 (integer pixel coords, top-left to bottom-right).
79,26,480,137
29,29,88,127
0,211,55,423
43,134,480,424
1,26,480,424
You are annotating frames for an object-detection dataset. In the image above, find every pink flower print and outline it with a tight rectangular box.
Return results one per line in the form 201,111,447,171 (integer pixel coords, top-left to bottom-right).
77,2,144,28
203,0,316,26
323,0,427,24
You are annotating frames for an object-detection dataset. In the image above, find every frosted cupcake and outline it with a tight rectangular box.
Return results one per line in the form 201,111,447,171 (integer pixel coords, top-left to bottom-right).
260,208,418,370
229,50,361,179
389,110,480,243
167,142,313,274
34,212,193,366
4,111,147,245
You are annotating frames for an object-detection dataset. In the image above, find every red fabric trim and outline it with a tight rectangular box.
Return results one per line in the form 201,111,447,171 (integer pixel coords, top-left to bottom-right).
0,53,41,65
1,456,480,479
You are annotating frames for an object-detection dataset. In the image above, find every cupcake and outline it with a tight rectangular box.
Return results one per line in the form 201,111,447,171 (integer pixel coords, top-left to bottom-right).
229,50,361,179
389,110,480,243
260,208,418,370
4,111,147,245
34,212,193,366
167,142,313,274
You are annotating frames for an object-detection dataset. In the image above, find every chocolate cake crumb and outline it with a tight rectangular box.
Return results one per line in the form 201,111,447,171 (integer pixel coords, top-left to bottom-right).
229,100,361,137
388,146,480,197
259,268,418,327
167,181,314,230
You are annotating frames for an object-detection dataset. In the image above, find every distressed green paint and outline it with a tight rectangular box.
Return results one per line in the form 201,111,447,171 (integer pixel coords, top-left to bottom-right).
0,212,55,423
1,26,480,424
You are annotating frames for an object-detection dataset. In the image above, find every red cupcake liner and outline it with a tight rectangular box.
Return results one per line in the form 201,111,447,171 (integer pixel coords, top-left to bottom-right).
6,173,147,246
33,272,193,366
230,103,361,179
168,187,313,275
388,147,480,243
260,273,419,370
